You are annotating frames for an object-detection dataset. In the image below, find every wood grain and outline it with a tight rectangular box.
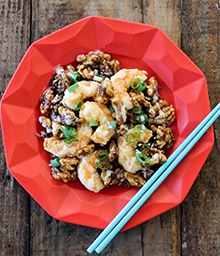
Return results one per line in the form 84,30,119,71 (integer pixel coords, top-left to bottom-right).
0,1,31,255
181,1,220,255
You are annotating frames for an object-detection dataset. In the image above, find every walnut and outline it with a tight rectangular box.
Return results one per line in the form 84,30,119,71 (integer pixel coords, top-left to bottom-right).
116,124,129,136
103,78,114,97
52,167,77,182
52,66,71,93
124,172,146,187
58,106,82,125
40,88,54,115
39,116,52,134
93,84,109,104
77,144,95,158
51,121,63,138
60,157,79,170
146,76,159,97
129,91,151,108
108,140,118,162
149,152,167,166
76,50,120,79
151,124,175,149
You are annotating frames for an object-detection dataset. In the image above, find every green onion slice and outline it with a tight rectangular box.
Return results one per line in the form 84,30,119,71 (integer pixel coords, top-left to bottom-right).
130,108,142,115
136,114,148,123
98,150,109,160
135,150,150,165
95,158,110,171
68,83,79,92
109,103,115,113
68,71,81,82
50,158,60,168
89,121,98,127
131,78,141,89
61,125,76,138
93,74,105,82
63,137,78,144
131,78,146,91
73,101,83,111
108,120,117,130
134,124,147,134
61,125,78,143
126,132,138,143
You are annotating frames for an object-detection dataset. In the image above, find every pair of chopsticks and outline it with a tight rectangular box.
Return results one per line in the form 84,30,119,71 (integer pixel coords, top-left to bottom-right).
87,102,220,254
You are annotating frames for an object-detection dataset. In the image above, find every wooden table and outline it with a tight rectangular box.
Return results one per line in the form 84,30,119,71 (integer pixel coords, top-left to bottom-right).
0,1,219,255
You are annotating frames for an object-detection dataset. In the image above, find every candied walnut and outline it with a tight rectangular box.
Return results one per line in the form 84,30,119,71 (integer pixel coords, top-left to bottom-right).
146,76,159,97
58,106,82,125
129,91,151,108
108,140,118,162
149,152,167,166
100,59,120,76
151,125,175,149
60,157,79,171
124,172,146,187
149,99,175,126
93,84,109,104
40,88,54,115
51,121,63,138
101,167,125,186
116,124,129,136
39,116,52,134
52,66,71,93
52,167,77,182
77,144,95,158
103,78,114,97
76,50,120,79
77,64,94,80
101,170,114,186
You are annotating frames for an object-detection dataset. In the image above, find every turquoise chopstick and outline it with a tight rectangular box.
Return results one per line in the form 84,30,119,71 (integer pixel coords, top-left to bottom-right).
87,102,220,254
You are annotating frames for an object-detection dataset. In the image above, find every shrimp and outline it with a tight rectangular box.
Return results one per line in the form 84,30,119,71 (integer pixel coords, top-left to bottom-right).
43,122,93,158
118,127,153,173
110,68,148,124
77,150,105,193
62,80,100,109
79,101,115,145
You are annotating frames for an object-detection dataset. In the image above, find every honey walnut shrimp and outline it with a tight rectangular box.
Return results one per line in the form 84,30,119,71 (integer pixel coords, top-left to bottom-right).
38,50,175,193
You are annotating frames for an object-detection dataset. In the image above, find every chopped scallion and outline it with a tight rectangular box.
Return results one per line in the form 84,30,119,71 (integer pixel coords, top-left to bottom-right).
93,74,105,82
108,120,117,130
50,158,60,168
109,103,115,113
67,71,81,82
131,77,146,91
95,158,110,171
98,150,109,160
73,101,83,111
89,121,98,127
68,83,79,92
130,108,142,115
61,125,78,143
134,124,147,134
135,150,150,165
126,132,138,143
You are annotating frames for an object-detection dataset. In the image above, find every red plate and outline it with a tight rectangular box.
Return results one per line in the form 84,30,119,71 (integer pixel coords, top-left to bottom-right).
0,16,214,230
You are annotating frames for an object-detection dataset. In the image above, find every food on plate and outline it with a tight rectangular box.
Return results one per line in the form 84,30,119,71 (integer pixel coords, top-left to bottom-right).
38,50,175,192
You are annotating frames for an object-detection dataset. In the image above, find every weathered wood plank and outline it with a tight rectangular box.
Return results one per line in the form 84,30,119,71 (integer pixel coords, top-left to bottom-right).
181,1,220,255
30,1,144,255
142,1,182,255
0,0,31,255
143,0,182,46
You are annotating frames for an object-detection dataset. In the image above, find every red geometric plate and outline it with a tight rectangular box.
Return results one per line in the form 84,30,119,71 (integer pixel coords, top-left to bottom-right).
0,16,214,230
